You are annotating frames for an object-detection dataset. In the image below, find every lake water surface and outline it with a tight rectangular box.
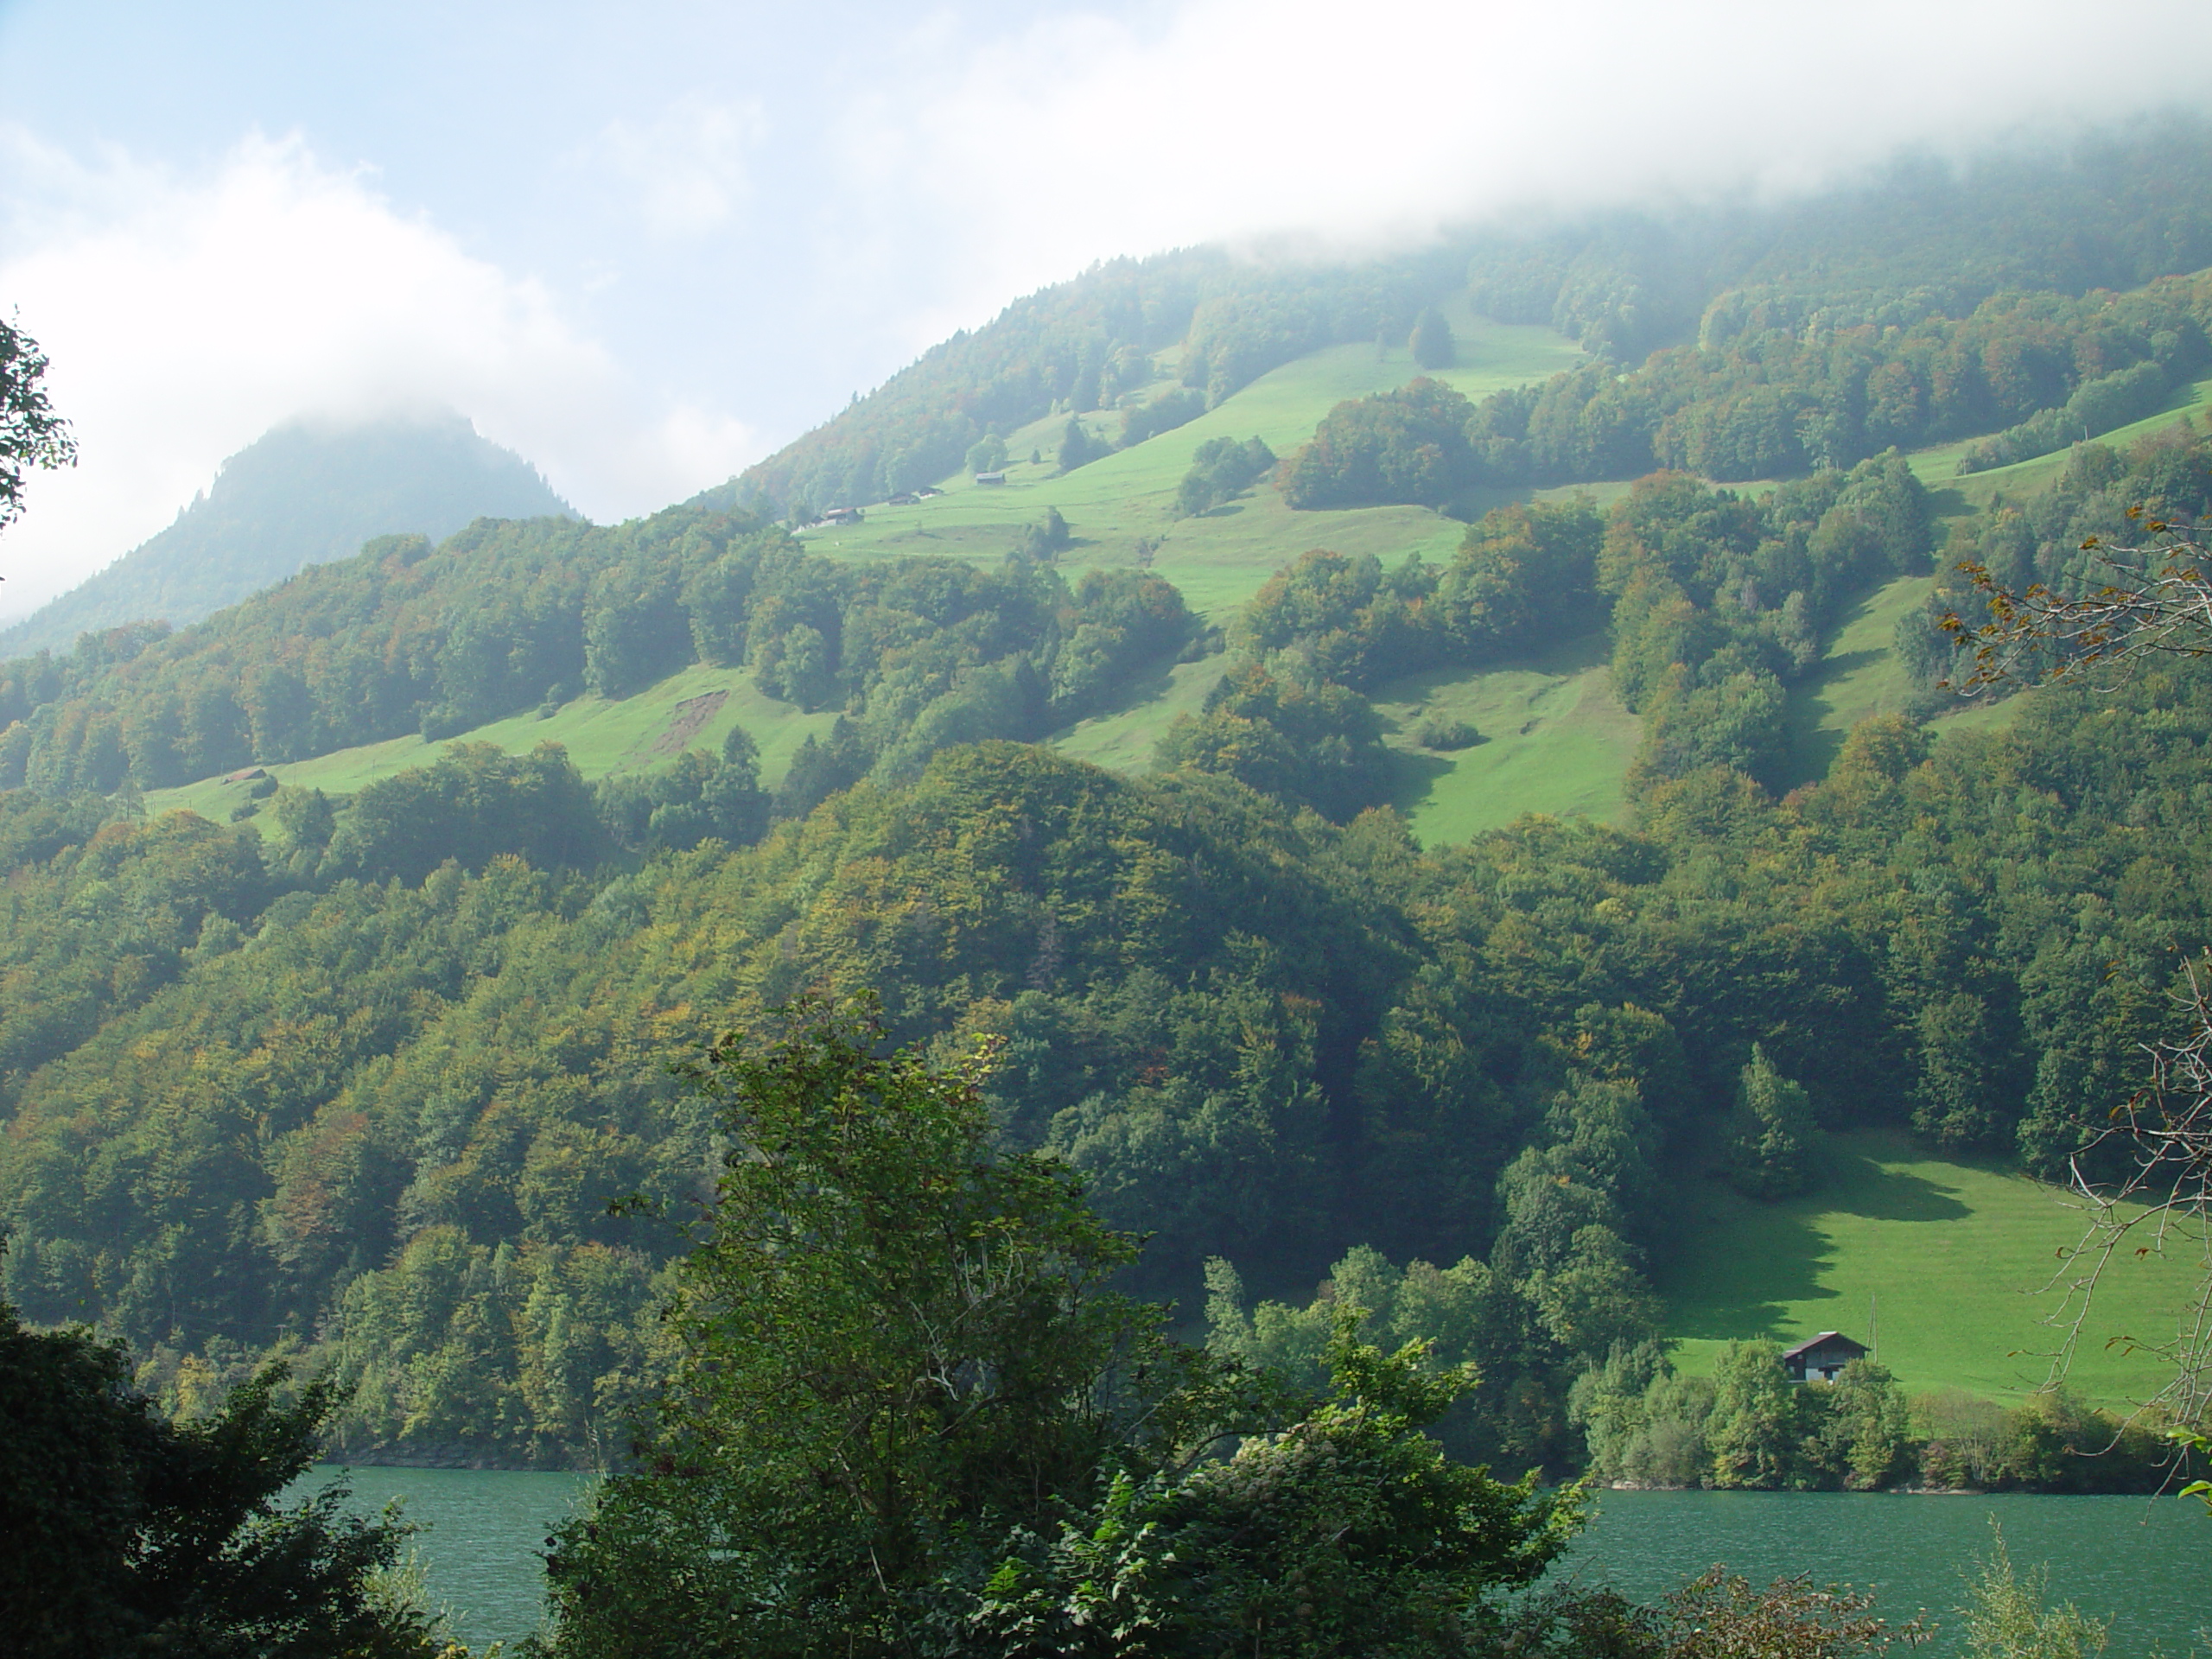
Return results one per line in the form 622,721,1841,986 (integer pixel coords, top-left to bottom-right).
1563,1491,2207,1656
310,1470,2209,1654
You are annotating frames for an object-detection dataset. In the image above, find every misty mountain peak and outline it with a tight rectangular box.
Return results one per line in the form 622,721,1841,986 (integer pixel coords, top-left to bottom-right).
0,410,574,658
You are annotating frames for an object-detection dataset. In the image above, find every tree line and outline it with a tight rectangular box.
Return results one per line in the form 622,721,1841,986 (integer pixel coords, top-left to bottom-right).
1281,268,2212,510
0,509,1198,803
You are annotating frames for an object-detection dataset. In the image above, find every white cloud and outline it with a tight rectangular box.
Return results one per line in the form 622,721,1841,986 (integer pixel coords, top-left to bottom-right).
0,130,758,620
594,96,768,238
841,0,2212,342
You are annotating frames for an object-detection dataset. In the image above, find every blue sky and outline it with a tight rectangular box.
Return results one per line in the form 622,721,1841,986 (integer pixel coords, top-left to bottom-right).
2,0,2207,617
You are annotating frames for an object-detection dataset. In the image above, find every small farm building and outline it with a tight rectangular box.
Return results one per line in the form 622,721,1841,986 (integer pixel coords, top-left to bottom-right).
1782,1332,1869,1382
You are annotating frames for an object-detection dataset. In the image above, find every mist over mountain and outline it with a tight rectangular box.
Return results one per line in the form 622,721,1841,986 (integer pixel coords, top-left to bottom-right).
0,411,574,658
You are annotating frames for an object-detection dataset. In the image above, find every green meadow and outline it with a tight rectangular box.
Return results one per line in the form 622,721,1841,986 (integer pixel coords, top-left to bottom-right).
1372,632,1642,842
144,664,839,819
802,302,1586,621
1659,1130,2195,1409
1774,574,1933,789
1905,373,2212,512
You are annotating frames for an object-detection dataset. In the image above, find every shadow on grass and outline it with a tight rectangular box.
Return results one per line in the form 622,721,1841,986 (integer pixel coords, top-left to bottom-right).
1774,566,1900,791
1660,1140,1970,1341
1815,1135,1973,1222
1921,484,1972,522
1386,747,1453,813
1369,630,1613,710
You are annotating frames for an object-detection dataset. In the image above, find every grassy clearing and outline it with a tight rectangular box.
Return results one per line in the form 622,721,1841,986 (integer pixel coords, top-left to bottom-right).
1659,1129,2192,1408
1049,654,1228,773
1370,632,1642,843
794,314,1586,621
1906,374,2212,516
1775,575,1935,790
143,664,837,814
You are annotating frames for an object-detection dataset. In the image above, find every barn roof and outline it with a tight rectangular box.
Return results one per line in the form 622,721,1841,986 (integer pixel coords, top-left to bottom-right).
1781,1332,1868,1361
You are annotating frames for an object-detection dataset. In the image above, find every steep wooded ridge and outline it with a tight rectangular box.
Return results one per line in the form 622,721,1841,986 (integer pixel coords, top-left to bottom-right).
0,411,573,659
4,130,2212,1478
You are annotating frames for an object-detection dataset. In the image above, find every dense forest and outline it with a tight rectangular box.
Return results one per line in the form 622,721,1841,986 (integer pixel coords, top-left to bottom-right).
3,418,2209,1477
1281,266,2212,508
9,130,2212,1501
0,507,1194,803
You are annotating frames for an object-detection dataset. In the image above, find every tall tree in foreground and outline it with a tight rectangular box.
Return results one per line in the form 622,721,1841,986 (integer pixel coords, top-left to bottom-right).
0,315,77,536
0,1285,436,1656
538,1002,1580,1657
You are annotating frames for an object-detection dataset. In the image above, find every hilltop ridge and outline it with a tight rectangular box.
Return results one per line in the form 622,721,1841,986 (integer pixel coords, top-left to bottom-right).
0,410,574,658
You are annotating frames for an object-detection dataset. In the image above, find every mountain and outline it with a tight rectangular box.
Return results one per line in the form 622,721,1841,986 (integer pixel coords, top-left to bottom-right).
3,127,2211,1474
0,411,575,658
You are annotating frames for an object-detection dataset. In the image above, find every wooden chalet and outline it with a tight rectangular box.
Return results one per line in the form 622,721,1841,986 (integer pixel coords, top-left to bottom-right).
1781,1331,1869,1382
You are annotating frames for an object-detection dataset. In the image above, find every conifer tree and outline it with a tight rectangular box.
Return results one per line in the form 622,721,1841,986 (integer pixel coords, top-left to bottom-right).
1410,307,1458,370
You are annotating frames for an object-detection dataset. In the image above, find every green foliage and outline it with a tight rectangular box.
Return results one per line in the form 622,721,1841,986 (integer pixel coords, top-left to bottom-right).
1410,306,1457,370
1601,456,1930,793
1055,416,1105,474
1960,1526,2109,1659
1153,660,1393,821
1235,499,1603,693
537,1004,1236,1656
1726,1044,1820,1199
0,1287,436,1657
1912,423,2212,705
1173,434,1275,518
1018,505,1072,562
967,1311,1582,1659
1956,359,2177,473
0,315,76,538
966,432,1009,474
327,741,607,885
1453,259,2212,487
0,508,1201,811
1416,713,1482,750
1575,1342,1915,1491
594,726,770,855
1117,387,1207,449
720,248,1421,516
1279,377,1476,510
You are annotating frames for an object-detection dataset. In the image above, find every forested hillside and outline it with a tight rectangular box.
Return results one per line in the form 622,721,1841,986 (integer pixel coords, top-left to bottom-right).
0,412,573,658
718,127,2212,522
7,130,2212,1481
1,416,2207,1469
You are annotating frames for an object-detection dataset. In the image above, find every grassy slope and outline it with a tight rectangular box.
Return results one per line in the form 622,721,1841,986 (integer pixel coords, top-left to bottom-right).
1774,575,1936,790
806,297,1586,622
1372,632,1643,839
142,311,2091,828
145,664,839,817
1659,1130,2190,1408
1906,372,2212,513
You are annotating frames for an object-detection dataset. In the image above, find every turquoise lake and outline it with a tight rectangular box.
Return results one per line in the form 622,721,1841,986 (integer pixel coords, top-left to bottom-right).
311,1470,2210,1653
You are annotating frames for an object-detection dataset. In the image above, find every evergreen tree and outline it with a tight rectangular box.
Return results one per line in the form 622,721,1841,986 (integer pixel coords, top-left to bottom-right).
1726,1044,1820,1198
1409,307,1458,370
1056,417,1101,474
